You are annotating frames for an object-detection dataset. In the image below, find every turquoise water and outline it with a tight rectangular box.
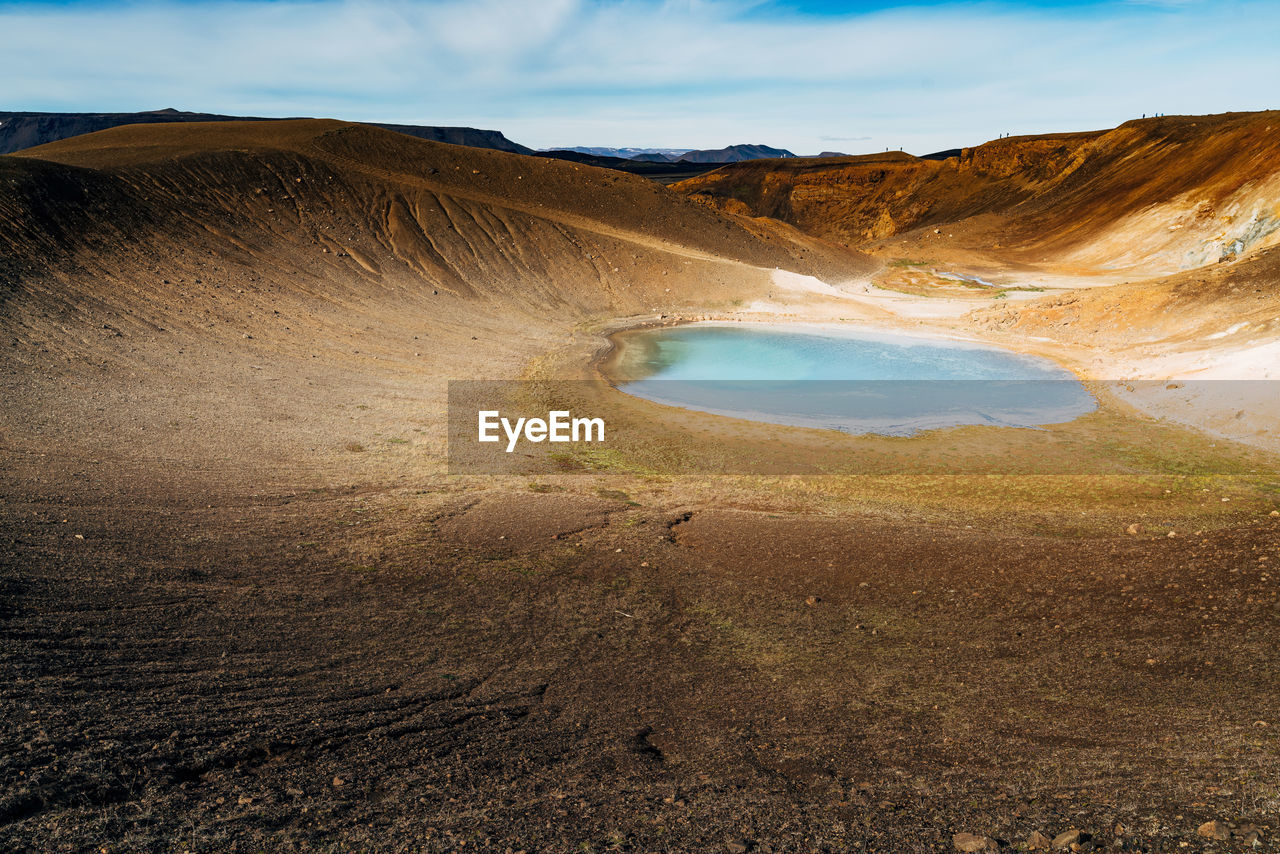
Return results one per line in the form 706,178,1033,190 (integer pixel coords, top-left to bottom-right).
617,324,1096,435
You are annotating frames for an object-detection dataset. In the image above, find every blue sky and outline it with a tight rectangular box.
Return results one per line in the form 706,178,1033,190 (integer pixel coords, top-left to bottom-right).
3,0,1278,154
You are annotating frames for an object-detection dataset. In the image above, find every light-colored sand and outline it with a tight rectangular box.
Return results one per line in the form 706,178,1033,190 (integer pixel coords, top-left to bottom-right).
1079,338,1280,452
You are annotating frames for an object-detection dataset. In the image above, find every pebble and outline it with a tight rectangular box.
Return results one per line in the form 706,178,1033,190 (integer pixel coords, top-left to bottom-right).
1126,523,1141,535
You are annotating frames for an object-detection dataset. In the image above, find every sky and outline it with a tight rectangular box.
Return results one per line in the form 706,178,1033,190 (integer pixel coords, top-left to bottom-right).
3,0,1279,155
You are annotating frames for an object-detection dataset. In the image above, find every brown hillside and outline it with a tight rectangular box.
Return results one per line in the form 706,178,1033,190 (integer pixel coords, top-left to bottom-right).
676,112,1280,274
1,119,871,480
2,120,869,381
975,243,1280,351
672,135,1101,246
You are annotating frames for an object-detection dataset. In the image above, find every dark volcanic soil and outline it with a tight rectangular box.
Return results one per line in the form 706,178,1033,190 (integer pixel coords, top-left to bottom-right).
2,449,1277,851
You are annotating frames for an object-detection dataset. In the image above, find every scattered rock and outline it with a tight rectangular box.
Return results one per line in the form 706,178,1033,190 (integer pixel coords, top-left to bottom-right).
1196,820,1230,841
1027,830,1053,850
953,832,997,852
1053,829,1085,849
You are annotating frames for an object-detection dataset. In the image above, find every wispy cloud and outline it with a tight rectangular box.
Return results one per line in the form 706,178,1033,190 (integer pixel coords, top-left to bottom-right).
2,0,1277,154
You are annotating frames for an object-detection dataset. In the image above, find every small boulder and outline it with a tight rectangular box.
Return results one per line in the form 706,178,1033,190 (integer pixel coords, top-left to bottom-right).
1197,820,1230,841
953,832,996,852
1027,830,1053,850
1053,829,1084,849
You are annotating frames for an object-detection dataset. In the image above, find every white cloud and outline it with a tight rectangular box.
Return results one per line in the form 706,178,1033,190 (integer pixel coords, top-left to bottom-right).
2,0,1278,154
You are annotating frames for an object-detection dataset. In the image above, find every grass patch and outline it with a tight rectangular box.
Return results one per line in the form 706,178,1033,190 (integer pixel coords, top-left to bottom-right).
597,488,638,504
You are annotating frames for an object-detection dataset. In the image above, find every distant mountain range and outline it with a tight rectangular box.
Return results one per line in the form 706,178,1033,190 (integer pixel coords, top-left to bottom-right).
0,108,533,156
675,144,796,163
555,143,797,163
557,146,692,160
